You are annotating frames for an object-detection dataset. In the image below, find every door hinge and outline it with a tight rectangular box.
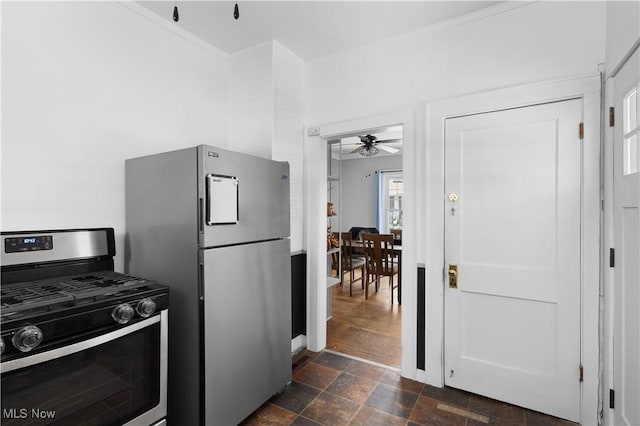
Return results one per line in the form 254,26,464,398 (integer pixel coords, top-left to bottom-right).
579,364,584,382
609,107,615,127
610,389,615,409
610,248,615,268
579,122,584,140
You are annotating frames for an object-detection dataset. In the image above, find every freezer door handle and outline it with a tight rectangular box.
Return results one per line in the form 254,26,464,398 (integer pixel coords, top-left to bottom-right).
199,197,204,233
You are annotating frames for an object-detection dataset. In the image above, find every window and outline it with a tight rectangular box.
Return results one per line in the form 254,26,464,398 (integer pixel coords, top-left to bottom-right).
623,85,639,175
377,170,403,234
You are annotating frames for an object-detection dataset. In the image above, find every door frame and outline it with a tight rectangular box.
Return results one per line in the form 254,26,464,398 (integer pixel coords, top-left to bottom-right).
425,75,601,424
603,43,640,426
305,107,419,379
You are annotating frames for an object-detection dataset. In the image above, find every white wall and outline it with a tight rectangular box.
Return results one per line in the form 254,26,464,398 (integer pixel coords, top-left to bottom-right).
229,42,273,159
273,43,305,253
229,41,305,251
605,1,640,78
305,1,606,124
1,2,229,271
340,155,402,232
2,2,306,269
302,0,607,384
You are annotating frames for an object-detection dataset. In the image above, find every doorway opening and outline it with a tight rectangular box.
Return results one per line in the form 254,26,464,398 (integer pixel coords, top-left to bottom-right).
325,125,403,368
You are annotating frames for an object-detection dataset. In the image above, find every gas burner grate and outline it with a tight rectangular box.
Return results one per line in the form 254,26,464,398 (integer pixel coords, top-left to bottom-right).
1,271,155,315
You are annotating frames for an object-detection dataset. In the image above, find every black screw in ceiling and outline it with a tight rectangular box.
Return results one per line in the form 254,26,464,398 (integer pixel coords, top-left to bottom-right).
234,2,240,20
173,4,179,22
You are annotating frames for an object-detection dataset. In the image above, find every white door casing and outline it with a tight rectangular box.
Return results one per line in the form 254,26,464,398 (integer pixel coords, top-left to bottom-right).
612,48,640,426
444,99,582,421
308,108,419,378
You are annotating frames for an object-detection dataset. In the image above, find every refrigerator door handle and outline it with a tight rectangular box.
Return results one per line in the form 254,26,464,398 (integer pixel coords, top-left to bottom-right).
198,197,204,234
198,263,204,300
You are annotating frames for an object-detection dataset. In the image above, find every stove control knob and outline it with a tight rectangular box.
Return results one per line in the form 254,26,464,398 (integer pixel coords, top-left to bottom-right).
0,337,5,355
12,325,44,353
112,303,135,324
136,298,156,318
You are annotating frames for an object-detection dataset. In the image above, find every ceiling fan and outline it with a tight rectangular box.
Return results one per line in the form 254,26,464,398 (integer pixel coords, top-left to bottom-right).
350,134,400,156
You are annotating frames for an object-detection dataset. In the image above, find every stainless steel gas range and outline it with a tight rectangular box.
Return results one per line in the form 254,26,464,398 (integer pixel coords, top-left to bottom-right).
0,228,168,426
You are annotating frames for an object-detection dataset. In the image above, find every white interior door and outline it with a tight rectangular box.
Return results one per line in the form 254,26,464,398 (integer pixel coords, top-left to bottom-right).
444,99,582,421
612,48,640,426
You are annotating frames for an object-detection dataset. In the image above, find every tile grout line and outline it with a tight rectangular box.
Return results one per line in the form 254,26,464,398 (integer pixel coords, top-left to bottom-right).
289,413,321,426
345,401,365,425
292,382,321,422
321,355,404,425
346,359,389,425
330,358,373,425
289,354,340,425
407,393,421,425
310,357,357,425
295,353,427,425
289,352,574,426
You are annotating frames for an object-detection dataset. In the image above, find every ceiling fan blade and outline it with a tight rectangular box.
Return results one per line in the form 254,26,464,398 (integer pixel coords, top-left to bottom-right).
376,138,402,144
349,146,363,154
378,144,399,154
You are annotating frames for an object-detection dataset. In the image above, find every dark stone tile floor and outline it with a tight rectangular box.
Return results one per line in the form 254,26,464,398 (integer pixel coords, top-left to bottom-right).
240,350,579,426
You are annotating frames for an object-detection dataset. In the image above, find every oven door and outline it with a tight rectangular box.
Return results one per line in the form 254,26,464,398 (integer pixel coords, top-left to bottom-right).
0,310,167,426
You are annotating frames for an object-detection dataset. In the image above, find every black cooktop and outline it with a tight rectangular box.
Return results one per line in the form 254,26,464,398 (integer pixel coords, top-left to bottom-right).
1,271,157,320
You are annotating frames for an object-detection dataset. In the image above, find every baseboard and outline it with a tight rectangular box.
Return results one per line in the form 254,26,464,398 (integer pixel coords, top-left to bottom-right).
291,334,307,354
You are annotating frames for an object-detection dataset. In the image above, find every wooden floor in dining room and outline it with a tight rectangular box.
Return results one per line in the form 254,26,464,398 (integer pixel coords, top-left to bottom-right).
326,269,401,368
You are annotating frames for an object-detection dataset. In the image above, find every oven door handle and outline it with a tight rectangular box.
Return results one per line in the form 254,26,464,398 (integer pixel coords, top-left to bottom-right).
1,311,163,373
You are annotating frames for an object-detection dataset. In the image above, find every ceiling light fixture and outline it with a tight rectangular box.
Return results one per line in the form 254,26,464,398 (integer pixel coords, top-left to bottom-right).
359,146,379,157
234,2,240,20
173,3,179,22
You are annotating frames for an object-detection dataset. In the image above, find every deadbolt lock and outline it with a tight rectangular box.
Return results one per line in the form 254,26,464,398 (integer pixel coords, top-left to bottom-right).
448,265,458,288
448,193,458,202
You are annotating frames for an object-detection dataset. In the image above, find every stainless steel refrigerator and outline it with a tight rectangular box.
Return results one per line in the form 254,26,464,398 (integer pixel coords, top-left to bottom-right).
125,145,291,426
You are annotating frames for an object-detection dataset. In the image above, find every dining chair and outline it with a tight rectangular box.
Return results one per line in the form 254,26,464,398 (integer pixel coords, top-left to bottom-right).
337,232,366,296
362,233,399,303
390,228,402,244
348,226,379,242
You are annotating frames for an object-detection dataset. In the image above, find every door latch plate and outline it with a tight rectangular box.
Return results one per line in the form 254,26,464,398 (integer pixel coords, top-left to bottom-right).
448,264,458,288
